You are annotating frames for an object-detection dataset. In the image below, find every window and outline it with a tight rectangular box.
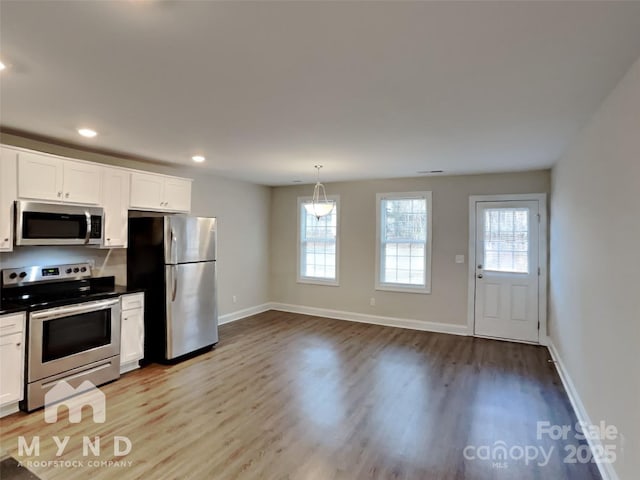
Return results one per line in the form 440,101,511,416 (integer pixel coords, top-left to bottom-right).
376,192,432,293
298,196,339,285
483,208,529,273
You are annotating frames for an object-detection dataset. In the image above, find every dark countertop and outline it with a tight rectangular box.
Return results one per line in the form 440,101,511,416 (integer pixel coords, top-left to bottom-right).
0,303,28,316
113,285,146,296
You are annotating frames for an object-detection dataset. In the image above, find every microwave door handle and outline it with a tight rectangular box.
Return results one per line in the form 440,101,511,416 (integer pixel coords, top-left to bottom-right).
84,210,91,244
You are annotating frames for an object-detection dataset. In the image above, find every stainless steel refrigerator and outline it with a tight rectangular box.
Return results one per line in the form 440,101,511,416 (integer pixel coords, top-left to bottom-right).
127,215,218,361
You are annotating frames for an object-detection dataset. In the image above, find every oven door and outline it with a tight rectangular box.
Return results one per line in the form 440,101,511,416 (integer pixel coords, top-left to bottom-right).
28,298,121,382
16,201,104,246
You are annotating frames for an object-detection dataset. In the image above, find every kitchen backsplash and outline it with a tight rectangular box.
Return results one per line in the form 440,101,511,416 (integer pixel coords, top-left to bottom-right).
0,247,127,285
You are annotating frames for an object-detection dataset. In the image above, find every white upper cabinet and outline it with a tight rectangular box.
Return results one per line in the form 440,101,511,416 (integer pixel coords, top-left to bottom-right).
130,172,191,213
0,147,18,252
164,177,192,212
17,152,64,202
17,151,102,205
130,172,164,209
101,168,130,248
62,160,103,204
3,145,192,225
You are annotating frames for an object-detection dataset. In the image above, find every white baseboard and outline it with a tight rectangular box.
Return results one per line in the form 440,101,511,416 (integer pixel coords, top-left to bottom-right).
547,341,619,480
0,402,20,419
120,362,141,375
269,302,469,336
219,303,272,325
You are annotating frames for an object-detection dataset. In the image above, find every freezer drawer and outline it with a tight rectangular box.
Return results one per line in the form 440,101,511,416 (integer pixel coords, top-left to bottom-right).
164,261,218,359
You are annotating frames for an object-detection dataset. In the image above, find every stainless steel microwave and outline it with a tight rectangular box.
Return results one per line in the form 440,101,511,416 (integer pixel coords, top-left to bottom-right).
15,201,104,246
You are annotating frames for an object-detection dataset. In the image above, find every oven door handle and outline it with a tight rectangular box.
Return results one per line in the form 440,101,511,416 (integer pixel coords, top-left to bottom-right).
31,298,119,322
84,210,91,244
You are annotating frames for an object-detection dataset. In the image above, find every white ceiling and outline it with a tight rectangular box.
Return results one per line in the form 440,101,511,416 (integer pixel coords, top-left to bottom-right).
2,1,640,186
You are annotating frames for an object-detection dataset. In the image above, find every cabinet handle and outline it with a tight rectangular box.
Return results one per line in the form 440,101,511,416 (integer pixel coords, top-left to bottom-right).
16,342,21,347
57,191,62,197
65,192,70,198
3,238,8,242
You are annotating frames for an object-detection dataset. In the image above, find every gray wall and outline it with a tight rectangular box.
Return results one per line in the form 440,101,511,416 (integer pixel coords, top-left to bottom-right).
270,171,550,327
550,55,640,479
0,133,271,316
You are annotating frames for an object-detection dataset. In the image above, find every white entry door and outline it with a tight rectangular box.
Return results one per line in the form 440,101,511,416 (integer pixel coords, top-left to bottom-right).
474,200,540,342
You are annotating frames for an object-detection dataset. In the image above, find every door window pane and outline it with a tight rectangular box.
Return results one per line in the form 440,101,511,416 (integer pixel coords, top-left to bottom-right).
483,208,529,273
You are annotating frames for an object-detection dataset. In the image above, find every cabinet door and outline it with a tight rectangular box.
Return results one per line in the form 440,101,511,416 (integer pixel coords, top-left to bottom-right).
130,172,165,210
0,333,24,406
17,152,64,201
163,178,192,212
120,309,144,364
102,168,130,248
0,148,17,252
62,160,102,205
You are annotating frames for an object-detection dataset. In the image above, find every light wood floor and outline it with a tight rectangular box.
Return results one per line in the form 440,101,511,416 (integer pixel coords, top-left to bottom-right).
0,311,601,480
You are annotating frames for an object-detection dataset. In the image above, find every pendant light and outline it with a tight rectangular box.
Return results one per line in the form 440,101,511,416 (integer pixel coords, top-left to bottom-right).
304,165,335,220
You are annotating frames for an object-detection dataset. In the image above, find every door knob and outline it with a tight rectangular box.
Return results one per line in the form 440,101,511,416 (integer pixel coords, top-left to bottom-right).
477,274,483,279
477,264,483,269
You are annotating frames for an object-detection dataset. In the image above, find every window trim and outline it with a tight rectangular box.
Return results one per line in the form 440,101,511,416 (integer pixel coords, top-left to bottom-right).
375,191,432,294
297,195,340,287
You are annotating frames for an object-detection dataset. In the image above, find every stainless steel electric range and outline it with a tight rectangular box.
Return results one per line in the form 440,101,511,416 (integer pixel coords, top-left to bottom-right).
0,263,124,411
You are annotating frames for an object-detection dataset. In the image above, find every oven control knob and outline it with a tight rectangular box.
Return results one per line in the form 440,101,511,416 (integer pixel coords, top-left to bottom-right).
80,267,87,272
73,267,80,273
19,272,27,278
66,268,72,274
9,272,17,279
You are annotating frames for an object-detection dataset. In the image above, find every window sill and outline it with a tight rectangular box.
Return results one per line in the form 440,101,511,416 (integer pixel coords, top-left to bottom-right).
297,278,340,287
375,284,431,295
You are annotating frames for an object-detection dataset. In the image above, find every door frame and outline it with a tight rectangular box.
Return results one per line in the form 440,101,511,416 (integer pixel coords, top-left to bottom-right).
466,193,548,344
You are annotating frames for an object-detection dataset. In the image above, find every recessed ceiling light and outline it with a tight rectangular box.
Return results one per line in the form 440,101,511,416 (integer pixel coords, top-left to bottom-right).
78,128,97,138
417,170,444,174
192,155,205,163
292,180,302,183
0,61,6,71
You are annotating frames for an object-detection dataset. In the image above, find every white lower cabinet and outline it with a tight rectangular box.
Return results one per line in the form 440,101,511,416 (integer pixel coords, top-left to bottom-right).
0,312,26,417
120,293,145,373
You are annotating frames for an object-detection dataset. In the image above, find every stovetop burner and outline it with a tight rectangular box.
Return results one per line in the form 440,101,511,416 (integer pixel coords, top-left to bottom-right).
0,262,127,312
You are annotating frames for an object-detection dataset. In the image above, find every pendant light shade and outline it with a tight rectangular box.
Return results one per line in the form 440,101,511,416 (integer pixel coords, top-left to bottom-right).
304,165,335,220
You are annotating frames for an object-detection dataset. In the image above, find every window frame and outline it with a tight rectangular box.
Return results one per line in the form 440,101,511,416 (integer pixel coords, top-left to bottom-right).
297,195,340,287
375,191,432,294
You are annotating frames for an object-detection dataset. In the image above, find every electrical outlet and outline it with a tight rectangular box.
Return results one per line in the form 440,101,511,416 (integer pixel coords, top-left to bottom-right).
232,295,237,304
370,297,376,306
455,255,465,264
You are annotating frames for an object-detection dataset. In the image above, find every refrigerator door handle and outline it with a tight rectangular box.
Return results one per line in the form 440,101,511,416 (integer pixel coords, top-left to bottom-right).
171,265,178,302
170,229,177,264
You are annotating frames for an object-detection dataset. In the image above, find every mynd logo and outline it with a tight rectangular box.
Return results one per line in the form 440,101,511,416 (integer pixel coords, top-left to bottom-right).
17,380,133,470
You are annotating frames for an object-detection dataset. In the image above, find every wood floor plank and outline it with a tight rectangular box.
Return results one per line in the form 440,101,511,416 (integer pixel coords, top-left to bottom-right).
0,311,602,479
